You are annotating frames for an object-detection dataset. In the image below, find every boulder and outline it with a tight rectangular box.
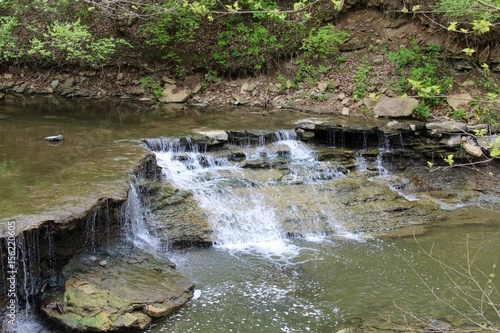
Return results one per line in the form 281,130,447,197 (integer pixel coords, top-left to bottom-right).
42,248,194,332
159,84,190,103
447,92,472,111
183,75,202,94
373,97,419,118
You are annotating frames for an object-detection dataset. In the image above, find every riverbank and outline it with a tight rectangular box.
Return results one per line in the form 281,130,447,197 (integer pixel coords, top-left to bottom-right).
1,9,499,124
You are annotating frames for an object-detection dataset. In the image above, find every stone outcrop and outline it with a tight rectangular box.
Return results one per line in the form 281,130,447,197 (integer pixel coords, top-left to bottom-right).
447,92,472,111
148,182,214,246
41,248,194,332
373,97,419,118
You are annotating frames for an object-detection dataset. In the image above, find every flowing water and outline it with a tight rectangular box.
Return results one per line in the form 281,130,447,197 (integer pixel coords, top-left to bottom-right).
147,215,500,333
144,131,500,332
1,97,499,332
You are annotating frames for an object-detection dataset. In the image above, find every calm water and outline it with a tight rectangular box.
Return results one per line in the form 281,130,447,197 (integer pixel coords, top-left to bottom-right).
1,96,499,332
0,96,310,220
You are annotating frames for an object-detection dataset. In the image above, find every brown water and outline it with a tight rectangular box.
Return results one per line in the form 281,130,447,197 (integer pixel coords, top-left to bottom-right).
0,95,312,226
1,95,499,332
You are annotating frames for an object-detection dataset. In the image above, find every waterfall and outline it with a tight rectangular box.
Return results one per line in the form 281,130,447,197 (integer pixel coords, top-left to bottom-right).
153,138,286,249
122,176,161,251
148,131,350,251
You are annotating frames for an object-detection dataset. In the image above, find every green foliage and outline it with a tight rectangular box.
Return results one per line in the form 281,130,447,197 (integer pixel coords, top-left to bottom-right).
201,70,221,89
353,60,373,100
388,41,455,119
435,0,500,22
301,25,349,62
27,20,127,66
447,108,468,121
0,16,20,60
139,76,163,99
213,21,279,72
490,137,500,157
412,102,432,120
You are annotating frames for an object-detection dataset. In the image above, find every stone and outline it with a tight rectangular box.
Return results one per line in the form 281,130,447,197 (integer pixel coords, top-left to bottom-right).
426,121,467,134
373,97,419,118
317,81,328,93
60,88,75,97
477,135,499,149
341,107,350,116
45,134,64,142
145,304,172,317
161,76,175,84
159,84,190,103
440,134,462,147
467,124,488,132
51,80,59,90
463,142,483,157
452,60,473,71
61,77,75,89
295,118,325,130
241,82,257,93
231,94,249,105
194,129,228,144
362,97,377,110
447,92,472,111
183,75,202,94
41,249,194,332
15,82,28,93
130,87,146,95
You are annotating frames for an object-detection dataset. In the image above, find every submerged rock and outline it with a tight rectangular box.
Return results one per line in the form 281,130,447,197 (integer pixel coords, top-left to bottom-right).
42,247,194,332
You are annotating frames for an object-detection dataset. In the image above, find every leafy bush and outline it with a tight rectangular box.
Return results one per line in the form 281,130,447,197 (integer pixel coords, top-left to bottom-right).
27,20,127,66
0,16,20,60
212,20,280,72
301,25,349,62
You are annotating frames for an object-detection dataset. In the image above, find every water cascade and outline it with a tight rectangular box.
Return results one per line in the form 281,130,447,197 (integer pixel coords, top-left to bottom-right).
122,176,162,251
146,130,354,251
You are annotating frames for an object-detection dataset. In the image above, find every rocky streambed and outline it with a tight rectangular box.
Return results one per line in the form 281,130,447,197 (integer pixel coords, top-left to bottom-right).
0,98,499,332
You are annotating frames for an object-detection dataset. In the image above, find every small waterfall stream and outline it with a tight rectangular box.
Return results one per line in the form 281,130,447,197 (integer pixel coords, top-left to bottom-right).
146,130,353,253
123,176,162,251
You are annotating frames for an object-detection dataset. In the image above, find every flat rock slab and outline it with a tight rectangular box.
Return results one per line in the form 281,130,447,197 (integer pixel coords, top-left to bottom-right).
373,97,419,118
42,247,194,332
447,92,472,111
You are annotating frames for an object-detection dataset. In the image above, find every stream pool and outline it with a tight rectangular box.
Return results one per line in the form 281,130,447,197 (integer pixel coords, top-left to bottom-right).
1,96,499,332
144,208,500,333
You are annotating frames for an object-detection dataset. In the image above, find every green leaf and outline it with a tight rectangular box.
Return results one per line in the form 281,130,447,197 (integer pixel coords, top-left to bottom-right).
447,22,458,31
462,48,475,56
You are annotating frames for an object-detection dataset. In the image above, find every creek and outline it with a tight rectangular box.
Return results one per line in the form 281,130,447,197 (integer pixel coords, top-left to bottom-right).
0,96,499,332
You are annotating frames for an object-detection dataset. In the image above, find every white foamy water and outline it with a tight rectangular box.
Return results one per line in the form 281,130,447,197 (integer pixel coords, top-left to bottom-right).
149,133,350,257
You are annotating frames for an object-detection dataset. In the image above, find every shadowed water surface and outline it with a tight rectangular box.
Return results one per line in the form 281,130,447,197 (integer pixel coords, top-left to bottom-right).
0,96,311,224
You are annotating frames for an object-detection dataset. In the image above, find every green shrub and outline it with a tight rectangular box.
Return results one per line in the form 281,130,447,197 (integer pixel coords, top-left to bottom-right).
301,25,349,62
212,21,280,72
413,102,432,120
27,20,127,66
0,16,20,60
353,61,373,100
